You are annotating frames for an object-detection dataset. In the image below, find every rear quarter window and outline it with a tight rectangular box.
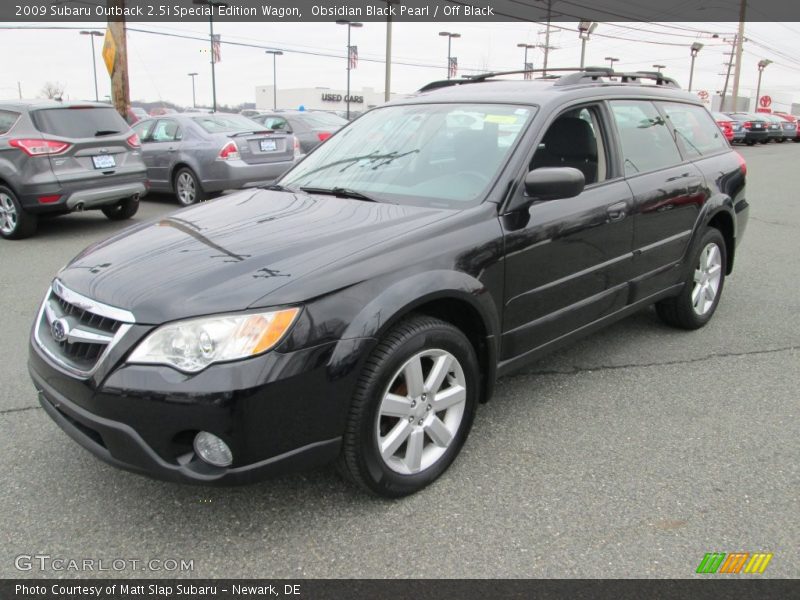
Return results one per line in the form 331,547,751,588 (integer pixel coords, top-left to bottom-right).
661,102,730,157
610,100,684,176
0,110,20,135
31,107,129,138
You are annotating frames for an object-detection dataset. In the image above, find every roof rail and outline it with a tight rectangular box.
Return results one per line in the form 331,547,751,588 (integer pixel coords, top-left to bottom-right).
417,67,681,92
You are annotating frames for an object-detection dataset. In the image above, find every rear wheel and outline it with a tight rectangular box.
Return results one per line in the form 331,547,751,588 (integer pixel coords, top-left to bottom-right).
656,228,726,330
174,168,206,206
746,140,755,146
101,196,139,221
0,185,38,240
337,315,479,497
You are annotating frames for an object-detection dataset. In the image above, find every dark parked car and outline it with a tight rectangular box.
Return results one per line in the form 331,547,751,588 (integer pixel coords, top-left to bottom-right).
132,113,301,205
0,100,147,240
724,112,769,145
29,69,748,497
250,110,349,154
772,113,800,141
762,113,794,142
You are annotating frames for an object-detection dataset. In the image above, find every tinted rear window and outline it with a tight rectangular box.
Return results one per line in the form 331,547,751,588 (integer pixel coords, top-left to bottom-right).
0,110,20,135
31,107,128,138
191,114,265,134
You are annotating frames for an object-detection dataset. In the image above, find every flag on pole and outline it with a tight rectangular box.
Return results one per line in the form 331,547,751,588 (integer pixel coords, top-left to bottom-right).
348,45,358,69
212,34,222,63
448,56,458,78
524,62,533,80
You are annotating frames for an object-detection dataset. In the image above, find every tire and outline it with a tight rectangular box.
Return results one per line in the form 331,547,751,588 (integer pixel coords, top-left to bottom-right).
337,315,479,497
101,196,139,221
0,185,38,240
760,139,769,144
746,140,755,146
173,168,206,206
777,138,785,143
656,228,727,330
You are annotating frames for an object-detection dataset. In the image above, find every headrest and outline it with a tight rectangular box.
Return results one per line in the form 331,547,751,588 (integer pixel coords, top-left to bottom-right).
542,117,597,158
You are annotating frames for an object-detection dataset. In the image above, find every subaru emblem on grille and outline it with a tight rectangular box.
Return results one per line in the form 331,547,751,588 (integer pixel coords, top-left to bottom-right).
51,318,70,343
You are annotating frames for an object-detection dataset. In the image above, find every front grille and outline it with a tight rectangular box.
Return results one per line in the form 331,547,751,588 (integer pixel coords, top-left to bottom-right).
35,281,134,377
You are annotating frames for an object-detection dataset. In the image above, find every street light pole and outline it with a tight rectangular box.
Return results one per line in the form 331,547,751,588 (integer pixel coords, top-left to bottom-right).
337,20,363,120
688,42,704,92
731,0,747,111
80,30,103,101
605,56,619,70
265,50,283,110
755,59,772,110
439,31,461,79
577,21,597,69
385,0,393,102
187,72,198,108
193,0,228,113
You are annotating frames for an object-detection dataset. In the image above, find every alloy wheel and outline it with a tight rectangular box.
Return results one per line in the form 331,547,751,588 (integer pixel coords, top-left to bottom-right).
177,172,196,205
376,349,467,475
692,242,723,316
0,193,18,234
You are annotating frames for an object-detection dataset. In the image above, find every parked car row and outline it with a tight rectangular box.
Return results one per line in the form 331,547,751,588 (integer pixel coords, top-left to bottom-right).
714,111,800,145
0,100,309,239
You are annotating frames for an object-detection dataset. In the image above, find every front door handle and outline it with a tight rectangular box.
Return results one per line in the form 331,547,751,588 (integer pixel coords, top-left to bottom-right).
606,201,627,222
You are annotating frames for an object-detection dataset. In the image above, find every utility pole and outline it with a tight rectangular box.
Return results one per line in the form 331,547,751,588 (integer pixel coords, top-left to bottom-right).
188,72,198,108
384,0,392,102
541,0,553,75
106,0,130,119
731,0,747,111
719,36,736,112
17,82,22,99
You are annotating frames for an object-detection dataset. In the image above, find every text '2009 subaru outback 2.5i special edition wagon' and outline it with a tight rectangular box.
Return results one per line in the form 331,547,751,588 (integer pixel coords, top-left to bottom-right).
29,68,748,497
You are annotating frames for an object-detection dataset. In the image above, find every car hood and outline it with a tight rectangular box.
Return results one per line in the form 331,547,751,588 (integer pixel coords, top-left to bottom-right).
58,189,453,324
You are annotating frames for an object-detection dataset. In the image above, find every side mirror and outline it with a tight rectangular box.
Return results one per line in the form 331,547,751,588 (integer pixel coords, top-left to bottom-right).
524,167,585,201
505,167,586,213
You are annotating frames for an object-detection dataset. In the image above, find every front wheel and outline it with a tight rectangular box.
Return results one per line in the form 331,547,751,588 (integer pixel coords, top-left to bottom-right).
656,228,726,330
337,315,479,497
101,196,139,221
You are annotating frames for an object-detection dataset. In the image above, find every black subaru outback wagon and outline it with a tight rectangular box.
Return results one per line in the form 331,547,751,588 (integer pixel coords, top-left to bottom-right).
29,69,748,497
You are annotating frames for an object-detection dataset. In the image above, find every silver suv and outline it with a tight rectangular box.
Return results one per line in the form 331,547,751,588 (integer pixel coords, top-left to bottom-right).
0,100,148,240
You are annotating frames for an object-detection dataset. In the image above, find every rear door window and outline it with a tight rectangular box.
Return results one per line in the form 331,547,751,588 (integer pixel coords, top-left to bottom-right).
660,102,730,157
151,119,181,142
133,120,155,142
0,110,20,135
609,100,684,176
31,107,128,139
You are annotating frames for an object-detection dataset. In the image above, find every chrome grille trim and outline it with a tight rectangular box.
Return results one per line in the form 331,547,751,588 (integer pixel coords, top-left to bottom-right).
33,280,136,380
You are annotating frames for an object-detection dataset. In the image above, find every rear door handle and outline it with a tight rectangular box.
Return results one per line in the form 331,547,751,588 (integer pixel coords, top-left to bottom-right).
606,201,627,222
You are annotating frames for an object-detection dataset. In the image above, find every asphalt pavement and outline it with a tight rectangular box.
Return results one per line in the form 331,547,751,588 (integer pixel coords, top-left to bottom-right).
1,145,798,579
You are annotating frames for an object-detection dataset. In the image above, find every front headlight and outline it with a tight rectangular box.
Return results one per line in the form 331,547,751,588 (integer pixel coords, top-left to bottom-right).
128,308,299,373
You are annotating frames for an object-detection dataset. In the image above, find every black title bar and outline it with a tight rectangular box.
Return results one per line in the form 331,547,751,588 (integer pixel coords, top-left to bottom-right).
5,0,800,22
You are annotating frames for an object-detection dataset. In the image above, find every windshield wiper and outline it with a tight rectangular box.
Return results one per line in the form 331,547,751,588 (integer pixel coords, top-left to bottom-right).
94,130,120,137
300,186,380,203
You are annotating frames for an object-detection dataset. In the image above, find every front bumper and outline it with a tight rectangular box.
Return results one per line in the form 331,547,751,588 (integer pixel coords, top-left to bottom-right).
29,332,368,485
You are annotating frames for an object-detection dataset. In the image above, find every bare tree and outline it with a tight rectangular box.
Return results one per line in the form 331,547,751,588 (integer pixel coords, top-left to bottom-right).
41,81,65,100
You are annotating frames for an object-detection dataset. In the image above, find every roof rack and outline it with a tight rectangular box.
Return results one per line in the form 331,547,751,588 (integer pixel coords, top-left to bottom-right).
417,67,681,92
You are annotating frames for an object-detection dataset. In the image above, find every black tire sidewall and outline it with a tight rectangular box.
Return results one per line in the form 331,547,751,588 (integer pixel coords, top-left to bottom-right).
679,228,727,328
174,168,204,205
356,321,479,497
0,185,37,240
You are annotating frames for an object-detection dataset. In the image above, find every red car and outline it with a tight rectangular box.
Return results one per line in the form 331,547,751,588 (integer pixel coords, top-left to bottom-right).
711,111,735,143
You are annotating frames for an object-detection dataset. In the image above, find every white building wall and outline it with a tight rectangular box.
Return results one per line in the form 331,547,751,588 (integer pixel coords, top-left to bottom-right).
255,86,403,112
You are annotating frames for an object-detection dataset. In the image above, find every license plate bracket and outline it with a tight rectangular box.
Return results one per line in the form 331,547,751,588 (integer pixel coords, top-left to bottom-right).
92,154,116,169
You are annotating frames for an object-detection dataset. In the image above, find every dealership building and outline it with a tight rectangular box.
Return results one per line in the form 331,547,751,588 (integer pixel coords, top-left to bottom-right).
255,86,404,113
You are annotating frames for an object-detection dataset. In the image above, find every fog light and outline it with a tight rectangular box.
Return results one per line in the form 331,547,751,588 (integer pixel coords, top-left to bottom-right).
193,432,233,467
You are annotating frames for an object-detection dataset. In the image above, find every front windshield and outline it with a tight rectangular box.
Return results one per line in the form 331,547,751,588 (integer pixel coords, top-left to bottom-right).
280,103,534,208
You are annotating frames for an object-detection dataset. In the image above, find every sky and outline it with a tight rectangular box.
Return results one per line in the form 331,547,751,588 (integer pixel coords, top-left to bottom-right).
1,20,799,111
